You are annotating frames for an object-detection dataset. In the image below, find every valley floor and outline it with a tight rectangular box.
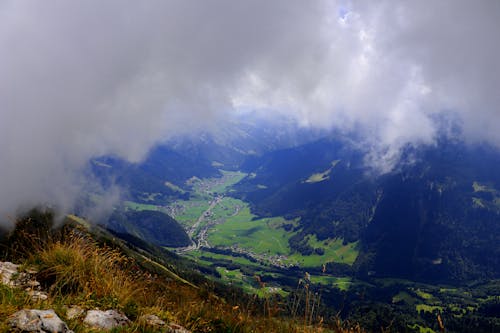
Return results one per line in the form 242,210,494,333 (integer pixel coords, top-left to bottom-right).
121,170,500,333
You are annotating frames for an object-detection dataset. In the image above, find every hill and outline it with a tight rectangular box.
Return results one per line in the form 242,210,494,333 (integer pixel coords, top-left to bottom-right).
234,138,500,284
105,209,191,247
0,209,364,332
90,146,219,205
78,124,500,332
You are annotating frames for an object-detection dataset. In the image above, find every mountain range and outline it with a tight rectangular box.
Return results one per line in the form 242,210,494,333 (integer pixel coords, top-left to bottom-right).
83,118,500,332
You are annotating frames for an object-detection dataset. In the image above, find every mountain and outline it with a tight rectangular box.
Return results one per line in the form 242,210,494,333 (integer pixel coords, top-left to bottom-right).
90,120,500,285
90,146,219,205
165,113,328,170
234,138,500,283
105,209,191,247
234,137,371,240
363,142,500,282
79,121,500,332
89,113,326,206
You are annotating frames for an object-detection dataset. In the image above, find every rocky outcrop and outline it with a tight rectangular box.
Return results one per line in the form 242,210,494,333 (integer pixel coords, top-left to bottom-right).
8,309,73,333
27,290,49,301
2,262,190,332
83,309,130,330
0,261,48,301
66,305,85,320
0,261,20,286
140,314,167,327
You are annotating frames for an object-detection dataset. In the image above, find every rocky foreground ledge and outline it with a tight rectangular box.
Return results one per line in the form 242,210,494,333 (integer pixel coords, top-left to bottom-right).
1,262,190,332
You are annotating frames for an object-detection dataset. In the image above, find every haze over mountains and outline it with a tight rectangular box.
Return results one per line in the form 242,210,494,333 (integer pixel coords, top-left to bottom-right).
89,116,500,284
1,0,500,224
81,117,500,331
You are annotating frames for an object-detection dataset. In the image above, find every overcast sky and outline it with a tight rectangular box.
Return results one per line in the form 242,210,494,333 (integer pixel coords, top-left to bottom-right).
1,0,499,222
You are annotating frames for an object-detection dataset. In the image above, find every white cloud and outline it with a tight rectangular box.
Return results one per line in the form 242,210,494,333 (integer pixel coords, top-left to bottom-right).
1,0,499,222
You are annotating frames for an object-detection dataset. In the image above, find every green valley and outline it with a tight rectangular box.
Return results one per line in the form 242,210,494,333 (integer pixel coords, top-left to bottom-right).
96,136,500,332
123,169,361,298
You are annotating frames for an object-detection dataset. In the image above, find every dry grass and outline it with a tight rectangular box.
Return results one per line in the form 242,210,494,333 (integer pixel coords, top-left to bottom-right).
0,211,369,332
33,232,144,310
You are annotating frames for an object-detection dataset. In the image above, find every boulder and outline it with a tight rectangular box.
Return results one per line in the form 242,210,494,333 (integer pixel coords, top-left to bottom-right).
83,309,130,330
8,309,73,333
66,305,85,320
140,314,167,327
27,290,49,301
1,261,44,300
0,262,20,286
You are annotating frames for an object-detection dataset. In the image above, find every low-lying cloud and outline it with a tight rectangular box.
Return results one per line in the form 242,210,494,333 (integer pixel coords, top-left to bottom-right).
1,0,499,222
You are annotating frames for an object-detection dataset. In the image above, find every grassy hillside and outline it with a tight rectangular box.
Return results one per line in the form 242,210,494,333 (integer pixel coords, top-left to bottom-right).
79,135,500,332
105,209,191,247
0,209,366,333
234,139,500,284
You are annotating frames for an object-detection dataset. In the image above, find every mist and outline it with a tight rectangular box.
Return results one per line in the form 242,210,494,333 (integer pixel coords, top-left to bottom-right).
1,0,499,223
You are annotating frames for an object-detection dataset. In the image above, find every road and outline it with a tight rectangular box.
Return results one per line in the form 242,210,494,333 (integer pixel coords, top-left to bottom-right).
177,195,222,253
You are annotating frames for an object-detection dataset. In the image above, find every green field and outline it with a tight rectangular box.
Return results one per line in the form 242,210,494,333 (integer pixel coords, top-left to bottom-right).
183,250,288,296
189,170,247,195
473,181,496,193
124,201,161,211
415,304,443,313
207,198,358,267
290,235,359,267
127,169,360,294
164,181,186,194
392,291,417,304
408,324,436,333
185,249,262,269
215,267,287,296
217,267,244,281
167,170,359,268
208,202,291,255
304,160,340,183
161,170,359,269
210,197,245,219
170,198,210,226
305,169,332,183
472,181,500,209
166,171,248,227
414,288,435,301
210,170,247,193
309,275,352,291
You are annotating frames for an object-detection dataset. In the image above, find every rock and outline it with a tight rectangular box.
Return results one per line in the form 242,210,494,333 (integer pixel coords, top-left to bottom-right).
168,323,191,333
8,309,73,333
25,280,41,288
140,314,166,327
83,309,130,330
138,315,190,332
27,290,49,301
1,262,47,302
1,261,42,292
0,262,20,286
66,306,85,320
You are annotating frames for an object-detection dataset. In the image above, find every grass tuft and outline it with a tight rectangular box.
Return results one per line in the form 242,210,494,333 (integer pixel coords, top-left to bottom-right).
32,232,143,311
